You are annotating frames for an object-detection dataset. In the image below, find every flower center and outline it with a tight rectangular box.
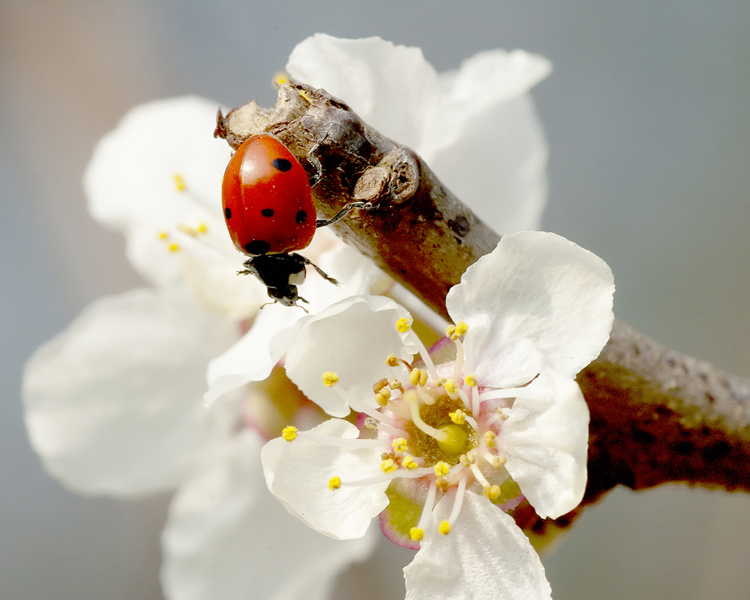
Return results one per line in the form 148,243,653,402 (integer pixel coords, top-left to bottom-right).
301,318,522,545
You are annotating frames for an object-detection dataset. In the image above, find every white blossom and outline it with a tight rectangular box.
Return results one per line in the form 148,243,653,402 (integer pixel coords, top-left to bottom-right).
262,231,615,599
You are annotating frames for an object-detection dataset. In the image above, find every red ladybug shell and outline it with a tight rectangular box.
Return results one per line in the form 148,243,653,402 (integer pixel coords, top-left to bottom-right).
222,135,316,256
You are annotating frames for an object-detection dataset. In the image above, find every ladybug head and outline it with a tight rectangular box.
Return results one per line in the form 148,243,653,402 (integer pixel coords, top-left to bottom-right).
240,253,309,309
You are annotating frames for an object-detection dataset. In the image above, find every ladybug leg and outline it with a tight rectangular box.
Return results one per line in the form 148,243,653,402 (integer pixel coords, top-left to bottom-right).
316,201,373,228
295,254,339,285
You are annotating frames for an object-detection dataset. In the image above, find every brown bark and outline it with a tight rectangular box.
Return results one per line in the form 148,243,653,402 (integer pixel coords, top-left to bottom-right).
216,81,750,532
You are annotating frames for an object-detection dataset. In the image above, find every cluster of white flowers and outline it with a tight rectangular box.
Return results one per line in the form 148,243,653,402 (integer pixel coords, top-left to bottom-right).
22,34,613,600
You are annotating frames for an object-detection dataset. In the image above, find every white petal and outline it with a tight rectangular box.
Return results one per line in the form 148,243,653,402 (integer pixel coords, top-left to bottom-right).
425,95,547,235
84,96,257,315
287,34,439,150
446,231,615,387
204,303,307,406
23,288,236,496
284,296,416,417
288,36,550,233
404,492,551,600
261,419,389,540
162,428,377,600
501,370,590,519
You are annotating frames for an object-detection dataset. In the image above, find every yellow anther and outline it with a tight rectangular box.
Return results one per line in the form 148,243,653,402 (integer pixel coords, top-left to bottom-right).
328,476,341,490
460,454,470,467
409,368,428,387
402,455,418,470
197,222,208,234
168,243,180,252
410,527,424,541
364,417,378,430
273,71,290,86
465,374,477,387
449,409,466,425
158,231,168,240
173,173,187,191
434,462,450,477
321,372,339,387
445,324,456,338
489,454,506,468
483,431,497,448
392,438,408,453
437,424,468,455
282,426,298,442
455,321,468,336
373,378,389,393
484,484,501,500
444,379,457,394
396,317,411,333
465,449,477,464
436,478,450,492
389,379,404,392
381,458,397,473
374,392,389,407
386,354,400,367
439,521,451,535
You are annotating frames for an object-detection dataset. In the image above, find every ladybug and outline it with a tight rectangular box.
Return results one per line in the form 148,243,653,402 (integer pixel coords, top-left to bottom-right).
222,134,365,308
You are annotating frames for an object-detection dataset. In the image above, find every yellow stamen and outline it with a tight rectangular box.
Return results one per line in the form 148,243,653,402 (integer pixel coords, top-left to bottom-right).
173,173,187,191
434,462,450,477
158,231,168,240
381,458,397,473
403,390,448,443
282,426,297,441
465,374,477,387
484,484,501,500
444,380,457,394
374,393,389,407
396,317,411,333
273,71,290,86
373,378,389,393
410,527,424,541
445,324,456,338
328,476,341,490
483,431,497,448
449,409,466,425
455,321,468,336
197,222,208,234
402,455,418,470
439,521,451,535
392,438,408,453
168,243,179,252
322,372,339,387
386,354,400,367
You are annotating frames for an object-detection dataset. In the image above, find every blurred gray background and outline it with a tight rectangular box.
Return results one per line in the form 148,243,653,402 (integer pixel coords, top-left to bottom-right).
2,1,749,599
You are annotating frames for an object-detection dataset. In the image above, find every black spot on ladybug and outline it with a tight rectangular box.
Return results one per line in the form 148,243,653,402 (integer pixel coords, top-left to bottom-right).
224,207,232,219
295,210,307,224
272,158,292,172
244,240,271,255
261,208,274,217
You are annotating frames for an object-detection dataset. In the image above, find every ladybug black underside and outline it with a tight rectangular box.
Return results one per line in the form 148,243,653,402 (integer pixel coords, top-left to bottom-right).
240,252,338,307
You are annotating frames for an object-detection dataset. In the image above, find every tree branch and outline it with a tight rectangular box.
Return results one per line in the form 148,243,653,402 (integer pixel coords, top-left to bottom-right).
216,82,750,534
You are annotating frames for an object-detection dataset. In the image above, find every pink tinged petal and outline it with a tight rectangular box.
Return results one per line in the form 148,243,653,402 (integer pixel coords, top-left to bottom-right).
404,492,552,600
501,370,590,519
23,288,237,496
446,231,615,387
287,34,439,151
261,419,389,540
204,304,308,406
284,296,417,417
162,429,377,600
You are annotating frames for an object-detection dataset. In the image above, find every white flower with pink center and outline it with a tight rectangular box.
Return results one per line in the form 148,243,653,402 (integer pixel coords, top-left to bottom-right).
262,231,615,599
